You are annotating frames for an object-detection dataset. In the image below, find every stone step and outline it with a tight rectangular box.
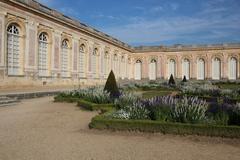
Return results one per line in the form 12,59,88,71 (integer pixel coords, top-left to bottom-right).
0,90,68,100
0,96,20,107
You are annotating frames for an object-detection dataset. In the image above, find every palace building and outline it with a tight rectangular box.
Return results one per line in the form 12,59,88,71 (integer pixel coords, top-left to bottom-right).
0,0,240,88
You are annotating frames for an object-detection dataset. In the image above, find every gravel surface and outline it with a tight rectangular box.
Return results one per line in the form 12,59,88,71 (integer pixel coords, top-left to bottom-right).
0,97,240,160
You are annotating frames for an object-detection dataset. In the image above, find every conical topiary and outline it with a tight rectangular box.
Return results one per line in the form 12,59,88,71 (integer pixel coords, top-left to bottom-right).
104,70,120,98
182,75,187,82
168,74,176,86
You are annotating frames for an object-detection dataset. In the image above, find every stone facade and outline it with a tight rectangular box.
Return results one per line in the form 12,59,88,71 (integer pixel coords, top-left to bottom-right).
0,0,239,89
133,44,240,80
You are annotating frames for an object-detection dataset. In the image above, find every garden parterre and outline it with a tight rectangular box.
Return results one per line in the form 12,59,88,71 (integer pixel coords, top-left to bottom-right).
54,80,240,127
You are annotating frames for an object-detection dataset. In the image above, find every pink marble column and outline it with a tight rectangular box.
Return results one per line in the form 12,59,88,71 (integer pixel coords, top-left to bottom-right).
177,55,182,79
157,56,162,79
54,36,60,69
191,56,197,79
73,41,78,71
28,29,36,67
88,47,92,72
222,54,228,79
206,55,211,79
142,57,148,79
0,20,2,64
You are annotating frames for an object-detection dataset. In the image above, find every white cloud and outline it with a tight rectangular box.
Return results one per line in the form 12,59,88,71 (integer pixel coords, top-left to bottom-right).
101,14,240,45
91,13,119,20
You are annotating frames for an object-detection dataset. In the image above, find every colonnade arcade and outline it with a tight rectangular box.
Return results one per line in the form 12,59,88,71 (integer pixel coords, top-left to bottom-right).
134,55,239,80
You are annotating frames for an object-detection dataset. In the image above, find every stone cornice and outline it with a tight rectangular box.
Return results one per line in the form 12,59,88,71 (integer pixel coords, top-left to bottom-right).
2,0,240,54
134,43,240,53
5,0,133,52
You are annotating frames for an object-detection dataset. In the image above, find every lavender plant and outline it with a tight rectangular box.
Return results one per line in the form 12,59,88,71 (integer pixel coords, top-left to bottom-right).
127,101,150,120
56,87,112,104
114,92,140,110
111,109,130,120
171,97,208,123
143,96,177,121
82,87,112,104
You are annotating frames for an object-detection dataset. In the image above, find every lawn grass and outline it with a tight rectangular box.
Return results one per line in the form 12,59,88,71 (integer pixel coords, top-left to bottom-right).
216,84,240,89
140,90,173,98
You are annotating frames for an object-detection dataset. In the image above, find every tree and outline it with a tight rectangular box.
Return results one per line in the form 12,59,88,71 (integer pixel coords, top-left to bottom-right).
182,75,187,82
168,74,176,86
104,70,120,98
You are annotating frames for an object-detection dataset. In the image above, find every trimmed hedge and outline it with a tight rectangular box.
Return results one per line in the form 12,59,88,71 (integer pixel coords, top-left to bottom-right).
89,115,240,138
54,96,80,103
77,99,115,112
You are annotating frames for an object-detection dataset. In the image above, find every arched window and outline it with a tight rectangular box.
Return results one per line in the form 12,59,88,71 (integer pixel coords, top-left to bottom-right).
38,32,48,77
197,58,205,80
79,44,85,78
135,60,142,80
229,57,237,80
7,24,20,75
61,39,69,77
212,57,221,80
149,59,157,80
182,58,190,80
168,59,176,78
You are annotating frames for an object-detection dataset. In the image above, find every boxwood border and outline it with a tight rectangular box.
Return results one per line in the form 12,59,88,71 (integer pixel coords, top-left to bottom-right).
77,99,115,111
89,115,240,138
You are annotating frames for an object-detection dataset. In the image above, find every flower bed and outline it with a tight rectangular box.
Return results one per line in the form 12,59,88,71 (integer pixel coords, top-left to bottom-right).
54,87,113,104
53,78,240,137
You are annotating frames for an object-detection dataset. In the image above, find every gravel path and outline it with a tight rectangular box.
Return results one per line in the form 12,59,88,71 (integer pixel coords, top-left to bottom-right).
0,97,240,160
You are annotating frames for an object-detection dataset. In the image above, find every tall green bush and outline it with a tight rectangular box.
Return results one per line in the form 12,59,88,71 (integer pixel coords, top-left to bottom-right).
182,75,187,82
168,74,176,86
104,70,120,98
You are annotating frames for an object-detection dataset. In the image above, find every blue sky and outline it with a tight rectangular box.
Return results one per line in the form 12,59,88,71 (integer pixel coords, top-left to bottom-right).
38,0,240,46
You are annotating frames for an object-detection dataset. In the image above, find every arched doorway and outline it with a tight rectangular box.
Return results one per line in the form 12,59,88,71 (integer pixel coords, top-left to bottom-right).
168,59,176,78
228,57,237,80
149,59,157,80
212,57,221,80
182,58,190,79
197,58,205,80
135,60,142,80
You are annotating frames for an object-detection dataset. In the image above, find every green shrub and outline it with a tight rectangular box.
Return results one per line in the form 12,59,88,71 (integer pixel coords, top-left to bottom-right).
213,112,229,126
104,70,120,98
54,92,80,103
228,103,240,126
168,74,176,86
152,105,171,121
182,76,187,83
77,99,114,112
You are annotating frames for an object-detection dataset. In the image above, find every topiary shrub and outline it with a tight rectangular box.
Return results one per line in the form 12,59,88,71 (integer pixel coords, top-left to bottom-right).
104,70,120,99
168,74,176,86
182,75,187,83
